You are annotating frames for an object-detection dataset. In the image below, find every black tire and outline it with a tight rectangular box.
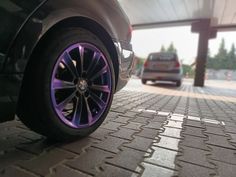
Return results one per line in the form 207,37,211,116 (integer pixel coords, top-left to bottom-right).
141,79,147,84
176,80,182,87
17,28,115,141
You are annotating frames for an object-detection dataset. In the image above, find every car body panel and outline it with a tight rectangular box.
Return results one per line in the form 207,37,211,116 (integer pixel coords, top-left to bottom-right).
0,0,134,122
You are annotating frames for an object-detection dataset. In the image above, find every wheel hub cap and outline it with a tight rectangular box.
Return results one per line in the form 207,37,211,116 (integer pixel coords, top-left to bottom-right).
77,79,88,92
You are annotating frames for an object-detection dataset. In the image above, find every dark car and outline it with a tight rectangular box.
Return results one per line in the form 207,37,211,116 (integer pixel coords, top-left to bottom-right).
0,0,133,140
141,52,183,86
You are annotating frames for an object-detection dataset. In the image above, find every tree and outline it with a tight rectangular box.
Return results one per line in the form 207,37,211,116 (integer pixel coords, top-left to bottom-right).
160,45,166,52
227,44,236,70
167,42,177,53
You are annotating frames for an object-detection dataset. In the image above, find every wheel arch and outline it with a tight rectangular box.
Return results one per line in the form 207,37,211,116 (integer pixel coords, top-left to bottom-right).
26,17,119,90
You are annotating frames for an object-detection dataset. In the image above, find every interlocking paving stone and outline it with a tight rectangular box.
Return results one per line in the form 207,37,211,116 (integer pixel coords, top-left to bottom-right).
1,81,236,177
143,121,163,130
206,134,236,149
213,160,236,177
121,122,143,130
204,126,226,136
144,147,177,169
110,127,138,140
92,136,128,153
178,146,215,168
130,117,150,124
17,148,75,176
124,136,153,152
50,165,90,177
183,119,203,128
0,166,34,177
180,134,210,151
208,145,236,164
65,147,113,175
107,147,144,172
95,164,136,177
89,128,114,140
141,162,176,177
59,137,96,154
136,128,159,139
177,161,216,177
182,126,206,138
0,149,34,170
112,116,131,124
100,122,125,131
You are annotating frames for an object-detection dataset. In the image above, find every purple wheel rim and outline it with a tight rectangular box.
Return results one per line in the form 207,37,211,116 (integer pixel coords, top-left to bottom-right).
50,43,112,128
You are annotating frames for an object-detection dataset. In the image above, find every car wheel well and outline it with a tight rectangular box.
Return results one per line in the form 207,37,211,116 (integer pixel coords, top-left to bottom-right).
27,17,119,90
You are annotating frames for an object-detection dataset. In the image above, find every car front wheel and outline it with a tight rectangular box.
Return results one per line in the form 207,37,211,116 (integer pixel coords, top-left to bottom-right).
18,28,115,141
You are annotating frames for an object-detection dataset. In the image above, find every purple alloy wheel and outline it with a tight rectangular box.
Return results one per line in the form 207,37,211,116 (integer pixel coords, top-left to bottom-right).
50,43,112,128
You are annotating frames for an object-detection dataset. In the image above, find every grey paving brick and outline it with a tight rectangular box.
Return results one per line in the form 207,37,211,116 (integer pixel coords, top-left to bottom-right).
50,165,90,177
138,112,155,118
124,136,153,152
122,111,138,117
204,126,226,136
224,126,236,134
59,137,96,154
184,119,203,128
150,116,167,122
130,117,149,124
92,136,128,153
208,145,236,164
213,160,236,177
182,126,206,138
89,128,114,140
107,147,144,172
0,166,34,177
110,127,138,140
180,134,210,151
0,149,34,170
178,146,214,168
100,122,125,131
66,147,113,175
177,161,216,177
17,148,75,176
136,128,158,139
121,122,143,130
206,134,236,149
227,133,236,143
144,121,163,130
95,164,135,177
112,116,131,124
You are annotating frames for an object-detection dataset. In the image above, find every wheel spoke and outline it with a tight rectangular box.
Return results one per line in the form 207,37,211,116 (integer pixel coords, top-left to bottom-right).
90,65,108,80
63,51,79,78
52,78,76,90
90,84,110,93
72,94,83,126
87,52,100,75
79,45,84,75
84,97,93,125
56,90,77,111
89,92,105,109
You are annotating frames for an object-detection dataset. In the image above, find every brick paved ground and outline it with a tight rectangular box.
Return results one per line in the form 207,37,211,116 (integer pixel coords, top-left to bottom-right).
0,79,236,177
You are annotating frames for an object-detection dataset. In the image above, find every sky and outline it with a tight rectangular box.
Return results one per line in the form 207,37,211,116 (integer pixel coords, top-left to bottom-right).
131,26,236,65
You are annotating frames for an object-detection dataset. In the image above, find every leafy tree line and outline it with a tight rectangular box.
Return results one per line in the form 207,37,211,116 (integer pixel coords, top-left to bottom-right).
207,38,236,70
160,42,177,53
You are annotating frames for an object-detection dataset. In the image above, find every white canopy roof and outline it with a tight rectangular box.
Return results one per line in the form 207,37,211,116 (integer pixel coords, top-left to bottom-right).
118,0,236,30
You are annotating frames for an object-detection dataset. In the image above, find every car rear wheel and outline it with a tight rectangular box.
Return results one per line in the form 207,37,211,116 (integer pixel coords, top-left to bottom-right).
18,28,115,141
141,79,147,84
176,80,182,87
